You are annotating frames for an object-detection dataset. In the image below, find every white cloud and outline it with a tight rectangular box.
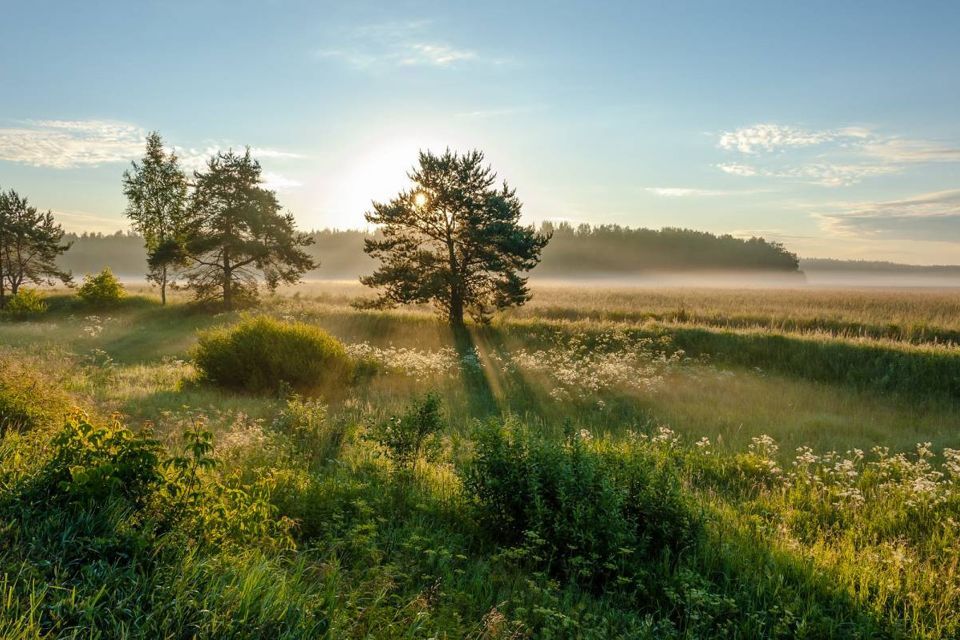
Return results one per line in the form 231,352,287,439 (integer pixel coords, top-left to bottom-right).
646,187,752,197
0,119,145,168
261,171,302,191
456,105,541,119
716,163,759,177
860,138,960,163
718,161,895,186
718,123,870,154
716,123,960,187
814,190,960,241
400,43,476,66
316,20,491,69
249,147,304,160
173,145,304,174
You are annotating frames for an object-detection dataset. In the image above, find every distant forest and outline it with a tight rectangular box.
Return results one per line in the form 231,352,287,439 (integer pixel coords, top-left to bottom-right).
57,223,801,280
799,258,960,275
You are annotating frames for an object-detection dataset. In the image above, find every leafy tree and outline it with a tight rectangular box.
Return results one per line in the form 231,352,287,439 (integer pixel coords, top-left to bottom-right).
0,188,71,307
122,132,189,304
361,149,550,326
184,149,316,310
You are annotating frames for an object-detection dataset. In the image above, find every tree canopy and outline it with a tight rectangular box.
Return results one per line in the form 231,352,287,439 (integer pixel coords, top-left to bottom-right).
361,149,550,326
0,188,71,306
184,149,316,309
122,132,189,304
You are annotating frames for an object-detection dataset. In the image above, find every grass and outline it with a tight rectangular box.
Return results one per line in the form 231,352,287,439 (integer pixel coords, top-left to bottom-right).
0,282,958,637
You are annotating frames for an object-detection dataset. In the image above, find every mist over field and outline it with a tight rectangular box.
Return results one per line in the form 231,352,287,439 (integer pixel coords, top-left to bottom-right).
56,227,960,290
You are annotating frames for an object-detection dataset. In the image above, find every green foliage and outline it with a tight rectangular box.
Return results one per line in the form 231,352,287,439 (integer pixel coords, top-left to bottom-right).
0,187,72,303
463,421,700,590
122,131,190,304
193,315,352,394
370,392,445,468
535,221,800,275
77,267,126,306
361,149,550,325
184,149,316,309
164,419,217,521
1,287,47,319
272,395,349,463
44,412,164,507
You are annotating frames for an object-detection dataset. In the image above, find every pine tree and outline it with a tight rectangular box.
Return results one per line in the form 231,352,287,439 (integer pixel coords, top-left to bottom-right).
0,188,71,306
184,149,316,310
122,132,189,304
361,149,550,326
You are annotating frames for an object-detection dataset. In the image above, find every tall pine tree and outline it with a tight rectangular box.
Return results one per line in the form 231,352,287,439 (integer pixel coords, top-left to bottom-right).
362,149,550,326
0,188,71,306
184,149,316,310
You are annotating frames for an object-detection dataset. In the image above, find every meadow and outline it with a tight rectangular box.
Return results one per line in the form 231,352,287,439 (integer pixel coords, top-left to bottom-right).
1,282,959,638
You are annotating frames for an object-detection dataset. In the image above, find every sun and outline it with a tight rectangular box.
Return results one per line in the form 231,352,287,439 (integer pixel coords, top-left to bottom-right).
413,192,428,208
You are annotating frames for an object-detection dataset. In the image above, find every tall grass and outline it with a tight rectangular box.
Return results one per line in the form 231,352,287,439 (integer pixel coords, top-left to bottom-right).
0,284,958,637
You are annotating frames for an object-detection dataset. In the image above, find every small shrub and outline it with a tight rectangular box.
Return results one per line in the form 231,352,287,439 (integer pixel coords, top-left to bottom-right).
272,395,348,462
2,288,47,319
193,316,353,394
0,358,70,435
45,412,164,508
462,422,700,590
77,268,125,307
370,392,445,469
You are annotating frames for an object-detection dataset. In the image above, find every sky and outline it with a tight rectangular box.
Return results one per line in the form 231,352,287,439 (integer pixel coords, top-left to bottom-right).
1,0,959,263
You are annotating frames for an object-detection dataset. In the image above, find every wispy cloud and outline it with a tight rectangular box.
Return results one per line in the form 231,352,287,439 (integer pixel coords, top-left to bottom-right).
315,20,496,69
261,171,302,191
715,163,759,177
456,105,542,119
717,123,960,187
0,119,145,168
718,123,870,154
0,119,303,175
717,162,896,187
814,190,960,242
645,186,761,197
173,145,304,174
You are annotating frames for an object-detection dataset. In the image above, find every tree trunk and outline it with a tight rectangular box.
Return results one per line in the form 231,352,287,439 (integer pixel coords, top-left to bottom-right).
0,251,5,308
223,259,233,311
160,264,167,305
448,289,465,327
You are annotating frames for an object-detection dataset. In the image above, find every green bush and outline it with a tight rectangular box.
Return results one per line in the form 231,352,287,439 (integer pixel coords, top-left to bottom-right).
462,422,700,590
77,267,125,306
44,412,164,508
2,288,47,319
193,316,353,394
370,392,445,469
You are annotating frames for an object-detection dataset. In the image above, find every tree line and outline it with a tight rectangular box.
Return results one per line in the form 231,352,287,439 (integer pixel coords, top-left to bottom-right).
4,132,801,326
5,136,549,325
58,225,801,281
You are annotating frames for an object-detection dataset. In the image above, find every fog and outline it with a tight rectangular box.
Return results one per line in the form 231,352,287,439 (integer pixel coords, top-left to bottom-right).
526,270,960,290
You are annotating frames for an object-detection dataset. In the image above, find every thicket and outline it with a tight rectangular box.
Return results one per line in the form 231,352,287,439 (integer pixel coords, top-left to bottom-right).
0,288,47,319
193,316,353,394
77,267,126,307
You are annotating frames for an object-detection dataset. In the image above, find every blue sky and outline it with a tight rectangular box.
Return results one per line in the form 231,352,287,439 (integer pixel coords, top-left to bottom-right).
1,0,959,262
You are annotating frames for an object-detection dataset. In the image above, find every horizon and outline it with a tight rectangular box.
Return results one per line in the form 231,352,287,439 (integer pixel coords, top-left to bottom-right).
2,1,959,264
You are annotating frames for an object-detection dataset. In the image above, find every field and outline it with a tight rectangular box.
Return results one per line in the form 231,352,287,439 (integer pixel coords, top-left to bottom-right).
1,283,959,638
